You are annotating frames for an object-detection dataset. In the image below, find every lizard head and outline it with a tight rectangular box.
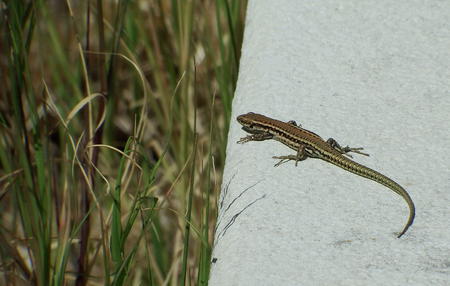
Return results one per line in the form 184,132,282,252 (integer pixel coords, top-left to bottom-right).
236,112,270,134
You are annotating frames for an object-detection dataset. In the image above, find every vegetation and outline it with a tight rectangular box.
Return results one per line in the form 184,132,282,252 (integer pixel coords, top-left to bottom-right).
0,0,247,285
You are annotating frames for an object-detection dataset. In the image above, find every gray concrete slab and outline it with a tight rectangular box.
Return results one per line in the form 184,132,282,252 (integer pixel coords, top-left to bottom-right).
210,0,450,285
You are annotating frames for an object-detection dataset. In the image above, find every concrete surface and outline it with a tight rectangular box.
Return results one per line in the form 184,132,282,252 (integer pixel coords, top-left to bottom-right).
210,0,450,285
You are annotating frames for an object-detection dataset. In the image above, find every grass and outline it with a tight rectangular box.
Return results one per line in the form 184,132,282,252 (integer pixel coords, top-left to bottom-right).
0,0,247,285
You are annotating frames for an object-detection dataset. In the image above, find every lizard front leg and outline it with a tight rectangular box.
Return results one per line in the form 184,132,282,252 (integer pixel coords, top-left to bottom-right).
272,144,309,167
237,132,273,144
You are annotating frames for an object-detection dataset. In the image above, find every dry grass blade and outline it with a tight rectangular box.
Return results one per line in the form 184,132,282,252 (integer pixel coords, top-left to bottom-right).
0,1,248,285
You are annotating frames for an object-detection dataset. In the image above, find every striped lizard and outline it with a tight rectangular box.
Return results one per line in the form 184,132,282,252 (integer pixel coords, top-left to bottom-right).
236,112,415,238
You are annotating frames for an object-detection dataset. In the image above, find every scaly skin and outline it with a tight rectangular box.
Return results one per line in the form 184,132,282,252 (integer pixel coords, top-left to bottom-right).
237,112,415,238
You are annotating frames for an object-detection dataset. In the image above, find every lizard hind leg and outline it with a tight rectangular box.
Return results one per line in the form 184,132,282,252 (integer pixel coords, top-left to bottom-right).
326,138,370,158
